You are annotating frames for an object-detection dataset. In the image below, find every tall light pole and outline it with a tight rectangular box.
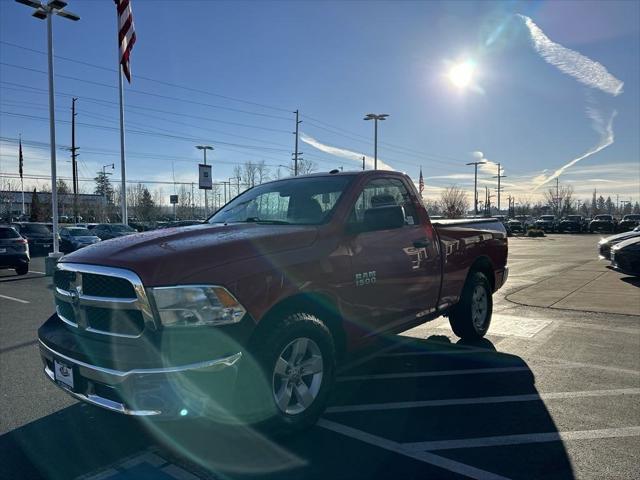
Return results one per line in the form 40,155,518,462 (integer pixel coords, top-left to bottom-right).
493,162,507,213
196,145,213,216
364,113,389,170
15,0,79,262
466,160,485,216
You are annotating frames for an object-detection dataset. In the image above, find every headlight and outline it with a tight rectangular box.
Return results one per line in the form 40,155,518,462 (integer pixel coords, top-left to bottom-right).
149,285,246,328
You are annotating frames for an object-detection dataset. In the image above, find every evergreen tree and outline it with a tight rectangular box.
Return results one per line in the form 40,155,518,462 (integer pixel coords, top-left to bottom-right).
138,187,156,221
590,190,597,215
94,171,114,203
29,188,43,222
605,196,614,214
596,195,606,213
633,202,640,214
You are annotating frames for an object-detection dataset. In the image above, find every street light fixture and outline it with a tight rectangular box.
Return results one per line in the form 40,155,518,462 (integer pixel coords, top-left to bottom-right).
363,113,389,170
466,160,486,216
196,145,213,215
15,0,79,264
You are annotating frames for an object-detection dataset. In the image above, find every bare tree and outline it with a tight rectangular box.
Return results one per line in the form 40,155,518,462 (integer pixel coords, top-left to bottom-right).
544,184,574,216
242,161,258,188
255,160,270,185
440,185,469,219
291,158,317,175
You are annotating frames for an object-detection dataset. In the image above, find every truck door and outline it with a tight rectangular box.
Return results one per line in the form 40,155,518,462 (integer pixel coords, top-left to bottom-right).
341,177,441,334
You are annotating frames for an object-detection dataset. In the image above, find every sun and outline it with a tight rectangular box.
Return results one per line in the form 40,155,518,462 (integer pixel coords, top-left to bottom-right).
448,61,475,88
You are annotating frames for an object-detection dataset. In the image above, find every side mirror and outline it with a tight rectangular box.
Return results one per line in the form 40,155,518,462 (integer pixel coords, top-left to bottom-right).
363,205,405,231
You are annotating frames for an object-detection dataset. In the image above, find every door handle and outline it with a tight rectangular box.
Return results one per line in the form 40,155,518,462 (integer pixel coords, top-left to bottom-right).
413,238,431,248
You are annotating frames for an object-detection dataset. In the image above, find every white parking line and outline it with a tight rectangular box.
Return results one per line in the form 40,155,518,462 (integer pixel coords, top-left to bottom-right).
29,270,46,275
0,294,30,304
402,426,640,452
318,419,510,480
326,388,640,414
338,366,532,382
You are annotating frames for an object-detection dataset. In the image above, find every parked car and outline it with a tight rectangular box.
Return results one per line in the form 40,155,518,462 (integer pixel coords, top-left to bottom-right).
38,170,508,434
507,219,525,234
610,237,640,277
558,215,585,233
589,214,616,233
618,214,640,232
74,223,99,230
59,227,101,253
535,215,557,232
0,225,30,275
91,223,137,240
157,220,204,229
598,226,640,260
14,222,53,253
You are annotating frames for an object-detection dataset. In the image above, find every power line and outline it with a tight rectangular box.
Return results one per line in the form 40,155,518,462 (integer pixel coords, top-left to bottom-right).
1,81,291,134
0,62,292,121
0,40,293,114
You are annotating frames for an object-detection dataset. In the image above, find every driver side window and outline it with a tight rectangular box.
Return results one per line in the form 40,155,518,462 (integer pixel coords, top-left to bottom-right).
348,178,417,226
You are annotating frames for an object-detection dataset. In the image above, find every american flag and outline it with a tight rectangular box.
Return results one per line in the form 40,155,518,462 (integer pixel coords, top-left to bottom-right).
419,167,424,195
115,0,136,83
18,136,23,180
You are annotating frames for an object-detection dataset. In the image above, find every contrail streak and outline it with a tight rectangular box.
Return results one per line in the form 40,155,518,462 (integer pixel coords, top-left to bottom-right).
533,110,616,189
519,14,623,96
300,133,395,171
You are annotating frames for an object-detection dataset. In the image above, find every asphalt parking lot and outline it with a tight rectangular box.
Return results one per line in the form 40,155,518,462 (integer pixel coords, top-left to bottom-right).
1,234,639,480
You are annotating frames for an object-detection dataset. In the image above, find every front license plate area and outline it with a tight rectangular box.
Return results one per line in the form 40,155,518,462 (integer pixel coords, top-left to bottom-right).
54,360,74,390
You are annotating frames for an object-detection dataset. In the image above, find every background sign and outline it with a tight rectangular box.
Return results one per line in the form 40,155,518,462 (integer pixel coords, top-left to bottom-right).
169,195,178,204
199,164,212,190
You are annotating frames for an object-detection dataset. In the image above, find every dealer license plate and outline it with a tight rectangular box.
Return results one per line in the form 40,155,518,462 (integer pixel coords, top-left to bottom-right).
54,360,74,389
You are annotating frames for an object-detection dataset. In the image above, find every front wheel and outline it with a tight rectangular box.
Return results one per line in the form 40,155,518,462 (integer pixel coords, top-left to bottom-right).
15,264,28,275
235,313,335,436
449,271,493,340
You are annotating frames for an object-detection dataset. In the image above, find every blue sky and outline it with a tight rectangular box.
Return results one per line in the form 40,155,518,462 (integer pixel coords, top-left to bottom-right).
1,0,638,205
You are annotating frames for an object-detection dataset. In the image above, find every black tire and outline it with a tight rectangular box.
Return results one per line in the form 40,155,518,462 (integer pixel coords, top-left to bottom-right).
448,271,493,340
15,265,28,276
235,312,335,436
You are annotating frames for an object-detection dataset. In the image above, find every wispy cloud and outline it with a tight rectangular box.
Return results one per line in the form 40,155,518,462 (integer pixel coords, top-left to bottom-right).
518,14,623,96
532,109,616,189
518,14,622,189
300,133,395,171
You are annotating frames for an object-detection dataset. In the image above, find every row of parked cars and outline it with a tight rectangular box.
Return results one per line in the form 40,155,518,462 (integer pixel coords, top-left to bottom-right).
501,214,640,235
597,226,640,277
0,220,202,276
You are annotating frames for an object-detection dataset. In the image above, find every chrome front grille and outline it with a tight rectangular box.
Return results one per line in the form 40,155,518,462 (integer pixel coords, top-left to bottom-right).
53,263,155,338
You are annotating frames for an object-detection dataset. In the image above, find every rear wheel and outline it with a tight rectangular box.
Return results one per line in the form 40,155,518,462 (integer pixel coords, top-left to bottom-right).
235,313,335,435
15,264,28,276
449,271,493,340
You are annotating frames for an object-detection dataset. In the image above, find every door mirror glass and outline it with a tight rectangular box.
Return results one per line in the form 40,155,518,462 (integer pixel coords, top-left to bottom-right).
363,205,405,231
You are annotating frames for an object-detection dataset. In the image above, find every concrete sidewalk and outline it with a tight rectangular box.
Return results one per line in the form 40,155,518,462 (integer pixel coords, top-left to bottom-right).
507,260,640,316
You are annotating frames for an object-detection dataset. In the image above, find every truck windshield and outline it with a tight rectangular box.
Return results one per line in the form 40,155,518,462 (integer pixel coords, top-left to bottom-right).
210,175,353,225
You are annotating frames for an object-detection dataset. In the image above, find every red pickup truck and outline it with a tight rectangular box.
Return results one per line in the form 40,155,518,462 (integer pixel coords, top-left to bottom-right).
39,170,508,433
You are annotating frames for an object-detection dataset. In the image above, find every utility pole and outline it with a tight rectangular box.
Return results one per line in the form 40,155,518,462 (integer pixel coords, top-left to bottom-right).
293,110,301,176
191,182,195,218
70,97,79,223
196,145,213,216
493,162,506,213
362,156,365,171
556,177,560,217
466,160,486,216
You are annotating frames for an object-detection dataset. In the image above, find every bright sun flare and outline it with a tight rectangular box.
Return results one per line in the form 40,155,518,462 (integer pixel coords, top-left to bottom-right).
448,61,475,88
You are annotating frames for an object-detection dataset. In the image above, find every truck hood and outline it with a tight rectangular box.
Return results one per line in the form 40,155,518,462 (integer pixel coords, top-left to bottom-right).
61,223,318,286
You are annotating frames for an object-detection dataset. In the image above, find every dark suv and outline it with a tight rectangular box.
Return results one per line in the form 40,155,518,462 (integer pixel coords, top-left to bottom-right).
0,225,30,275
589,214,616,233
15,223,53,253
618,214,640,232
92,223,137,240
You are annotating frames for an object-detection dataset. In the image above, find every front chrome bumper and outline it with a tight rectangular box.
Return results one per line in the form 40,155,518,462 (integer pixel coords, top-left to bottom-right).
40,340,242,417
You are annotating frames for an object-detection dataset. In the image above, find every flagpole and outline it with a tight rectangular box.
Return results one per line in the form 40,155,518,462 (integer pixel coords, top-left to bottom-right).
117,56,127,225
19,134,25,217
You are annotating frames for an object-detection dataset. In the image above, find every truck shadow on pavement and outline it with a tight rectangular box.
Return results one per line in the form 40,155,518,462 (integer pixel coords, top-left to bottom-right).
0,335,574,480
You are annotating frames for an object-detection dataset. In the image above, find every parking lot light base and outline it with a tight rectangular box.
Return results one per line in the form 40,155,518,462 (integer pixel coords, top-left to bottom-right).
45,252,64,276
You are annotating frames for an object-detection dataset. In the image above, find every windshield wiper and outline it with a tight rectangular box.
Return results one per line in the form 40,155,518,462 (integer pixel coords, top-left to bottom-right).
243,217,290,225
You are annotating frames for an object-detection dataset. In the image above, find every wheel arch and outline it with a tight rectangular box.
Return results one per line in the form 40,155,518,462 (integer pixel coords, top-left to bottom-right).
251,292,347,360
468,255,496,292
